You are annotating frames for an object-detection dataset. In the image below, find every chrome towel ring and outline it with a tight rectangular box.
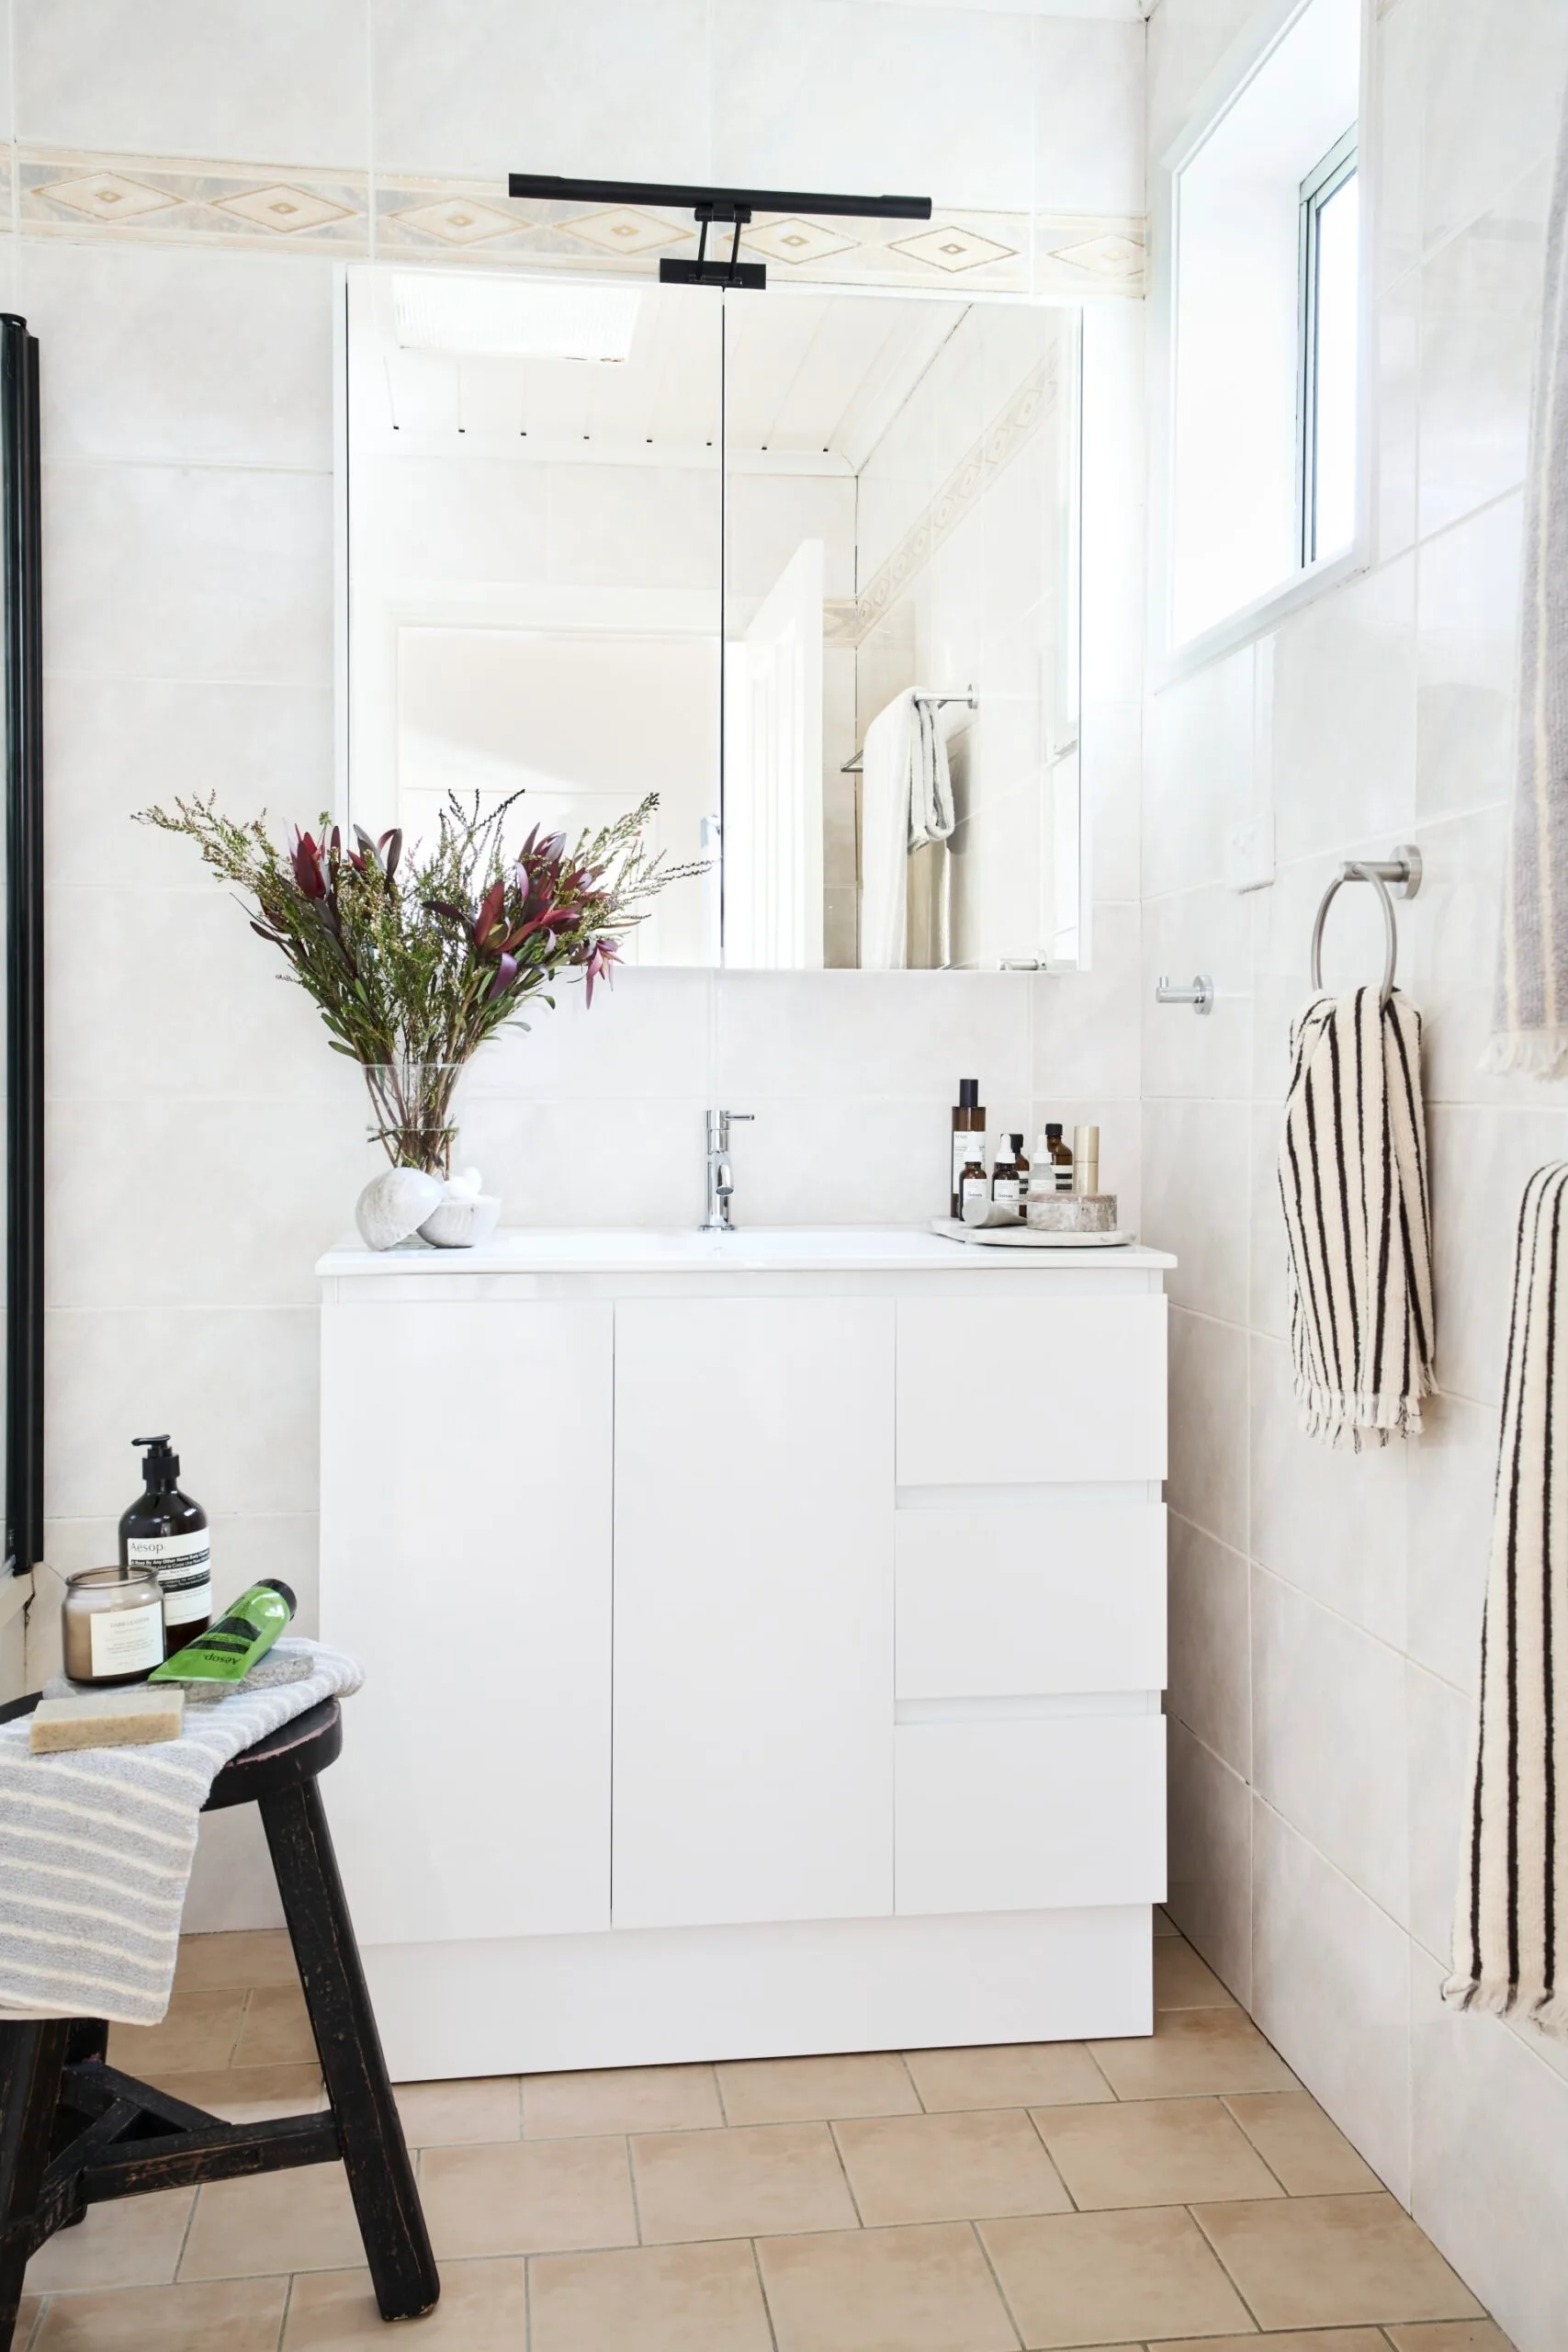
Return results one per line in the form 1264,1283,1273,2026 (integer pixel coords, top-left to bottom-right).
1309,844,1422,1006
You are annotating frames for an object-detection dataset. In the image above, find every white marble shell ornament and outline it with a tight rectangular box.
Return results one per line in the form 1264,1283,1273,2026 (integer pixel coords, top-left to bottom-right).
355,1165,445,1251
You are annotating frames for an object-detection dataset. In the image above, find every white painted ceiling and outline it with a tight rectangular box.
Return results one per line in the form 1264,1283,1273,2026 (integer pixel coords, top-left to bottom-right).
373,277,966,469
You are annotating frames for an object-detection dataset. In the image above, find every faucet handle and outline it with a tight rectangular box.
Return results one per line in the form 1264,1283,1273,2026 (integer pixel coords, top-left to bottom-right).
727,1113,754,1125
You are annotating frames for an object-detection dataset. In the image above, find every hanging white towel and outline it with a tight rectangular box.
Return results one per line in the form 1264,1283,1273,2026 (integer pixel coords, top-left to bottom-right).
858,691,955,970
1276,987,1436,1449
1448,1163,1568,2032
1487,90,1568,1072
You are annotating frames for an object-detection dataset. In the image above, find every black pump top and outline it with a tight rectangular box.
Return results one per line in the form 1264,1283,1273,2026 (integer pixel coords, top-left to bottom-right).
133,1434,179,1490
958,1079,979,1108
259,1577,298,1616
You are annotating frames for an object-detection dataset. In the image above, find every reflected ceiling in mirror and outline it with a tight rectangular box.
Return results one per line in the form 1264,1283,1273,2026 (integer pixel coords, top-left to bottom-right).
344,267,1081,972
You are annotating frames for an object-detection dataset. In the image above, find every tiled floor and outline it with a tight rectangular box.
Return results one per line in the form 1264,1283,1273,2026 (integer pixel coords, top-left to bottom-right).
16,1916,1511,2350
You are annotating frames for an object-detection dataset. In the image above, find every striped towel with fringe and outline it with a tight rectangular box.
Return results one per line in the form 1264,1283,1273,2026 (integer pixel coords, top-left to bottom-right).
0,1638,361,2026
1447,1163,1568,2034
1277,987,1436,1449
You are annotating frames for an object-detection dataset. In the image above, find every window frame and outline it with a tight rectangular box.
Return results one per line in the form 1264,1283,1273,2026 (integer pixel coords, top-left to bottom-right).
1297,125,1359,568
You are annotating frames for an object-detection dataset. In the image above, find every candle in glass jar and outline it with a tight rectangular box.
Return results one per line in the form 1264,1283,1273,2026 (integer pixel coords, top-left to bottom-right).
62,1567,165,1686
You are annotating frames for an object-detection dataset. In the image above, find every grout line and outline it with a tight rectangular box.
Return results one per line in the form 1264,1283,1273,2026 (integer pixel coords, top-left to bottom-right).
1183,2198,1266,2331
1079,2038,1121,2103
748,2235,782,2352
1021,2109,1078,2211
623,2133,642,2247
824,2118,865,2226
969,2216,1026,2350
275,2271,293,2352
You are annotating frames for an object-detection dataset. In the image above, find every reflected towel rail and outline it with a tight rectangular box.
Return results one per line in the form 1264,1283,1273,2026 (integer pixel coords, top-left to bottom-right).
840,690,977,775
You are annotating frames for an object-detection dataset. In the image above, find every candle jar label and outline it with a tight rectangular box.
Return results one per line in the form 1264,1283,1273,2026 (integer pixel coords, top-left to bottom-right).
89,1601,164,1679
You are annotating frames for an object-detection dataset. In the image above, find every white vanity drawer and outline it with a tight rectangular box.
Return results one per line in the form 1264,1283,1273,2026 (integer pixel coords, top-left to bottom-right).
896,1504,1166,1697
895,1717,1166,1916
896,1295,1167,1486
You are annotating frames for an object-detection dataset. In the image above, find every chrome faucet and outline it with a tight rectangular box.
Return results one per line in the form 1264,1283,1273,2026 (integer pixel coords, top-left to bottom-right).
703,1109,754,1232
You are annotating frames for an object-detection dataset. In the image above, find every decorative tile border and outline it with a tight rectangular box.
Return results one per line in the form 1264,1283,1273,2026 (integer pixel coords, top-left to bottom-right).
824,352,1062,650
8,147,1144,297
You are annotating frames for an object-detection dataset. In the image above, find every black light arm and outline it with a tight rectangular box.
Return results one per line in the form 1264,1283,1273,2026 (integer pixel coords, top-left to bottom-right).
506,175,931,221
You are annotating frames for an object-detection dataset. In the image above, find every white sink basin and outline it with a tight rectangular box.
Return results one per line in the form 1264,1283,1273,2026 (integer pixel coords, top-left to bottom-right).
319,1225,1175,1276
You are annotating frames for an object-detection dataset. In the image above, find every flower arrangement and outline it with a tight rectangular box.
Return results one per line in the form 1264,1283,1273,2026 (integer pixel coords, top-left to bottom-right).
138,787,698,1174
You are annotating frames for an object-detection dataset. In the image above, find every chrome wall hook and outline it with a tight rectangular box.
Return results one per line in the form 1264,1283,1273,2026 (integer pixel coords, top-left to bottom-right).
1156,974,1213,1015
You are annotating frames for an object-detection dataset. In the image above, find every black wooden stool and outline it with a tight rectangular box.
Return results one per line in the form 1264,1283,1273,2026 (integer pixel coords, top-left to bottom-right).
0,1693,439,2346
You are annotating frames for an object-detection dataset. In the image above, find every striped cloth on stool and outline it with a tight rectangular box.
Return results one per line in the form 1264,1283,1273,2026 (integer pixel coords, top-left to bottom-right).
1277,986,1436,1450
1448,1162,1568,2032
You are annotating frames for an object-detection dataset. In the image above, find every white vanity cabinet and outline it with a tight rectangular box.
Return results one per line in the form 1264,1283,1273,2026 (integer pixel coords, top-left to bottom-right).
318,1229,1174,2081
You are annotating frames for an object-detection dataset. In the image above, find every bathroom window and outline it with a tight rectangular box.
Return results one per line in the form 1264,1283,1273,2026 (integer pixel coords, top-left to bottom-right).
1159,0,1362,663
1297,128,1358,564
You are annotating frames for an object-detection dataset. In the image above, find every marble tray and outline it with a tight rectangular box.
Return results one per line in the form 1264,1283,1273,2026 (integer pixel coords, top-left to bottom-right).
929,1217,1135,1250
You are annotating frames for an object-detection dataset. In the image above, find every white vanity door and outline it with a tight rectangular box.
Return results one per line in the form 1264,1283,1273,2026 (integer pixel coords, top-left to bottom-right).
613,1295,896,1929
320,1297,614,1945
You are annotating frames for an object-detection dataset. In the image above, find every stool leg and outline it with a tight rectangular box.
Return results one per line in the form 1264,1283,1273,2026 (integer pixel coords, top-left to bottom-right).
257,1778,439,2322
0,2020,70,2351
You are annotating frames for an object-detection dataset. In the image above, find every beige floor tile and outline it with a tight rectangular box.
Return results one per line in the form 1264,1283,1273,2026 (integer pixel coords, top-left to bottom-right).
418,2135,637,2258
175,1929,299,1991
758,2222,1019,2352
1156,2335,1390,2351
393,2075,521,2148
1154,1938,1236,2009
633,2121,858,2243
107,1990,245,2079
31,2276,288,2350
14,2298,40,2351
155,2064,324,2123
902,2041,1112,2112
1192,2194,1487,2330
981,2207,1255,2346
179,2162,364,2278
716,2050,919,2125
1033,2097,1284,2211
1223,2090,1382,2194
1089,2008,1298,2099
834,2108,1071,2225
23,2190,195,2293
232,1983,317,2068
530,2240,773,2352
282,2256,525,2347
1384,2326,1517,2349
523,2062,722,2138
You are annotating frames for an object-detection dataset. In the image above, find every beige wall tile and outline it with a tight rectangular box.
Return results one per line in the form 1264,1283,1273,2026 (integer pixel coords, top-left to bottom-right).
523,2064,721,2140
980,2206,1255,2346
417,2137,636,2261
1223,2092,1382,2196
901,2041,1112,2112
231,1984,316,2069
174,1929,297,1992
31,2277,287,2351
529,2241,773,2352
758,2222,1018,2352
282,2256,525,2349
1034,2097,1283,2211
107,1990,244,2079
1089,2008,1296,2101
1154,1937,1237,2011
833,2108,1070,2226
179,2165,362,2278
24,2189,194,2294
1166,1722,1255,2006
716,2052,919,2127
1192,2193,1485,2331
393,2076,522,2149
632,2121,856,2245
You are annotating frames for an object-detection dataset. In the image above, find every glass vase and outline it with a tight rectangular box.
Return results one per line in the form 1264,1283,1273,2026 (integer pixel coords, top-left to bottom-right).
361,1061,463,1177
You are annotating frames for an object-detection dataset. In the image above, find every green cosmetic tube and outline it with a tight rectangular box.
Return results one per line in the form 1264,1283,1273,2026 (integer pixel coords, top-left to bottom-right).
149,1577,297,1686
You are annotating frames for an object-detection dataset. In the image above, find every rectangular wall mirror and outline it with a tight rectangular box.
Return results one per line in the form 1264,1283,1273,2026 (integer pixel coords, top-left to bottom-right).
344,266,1082,972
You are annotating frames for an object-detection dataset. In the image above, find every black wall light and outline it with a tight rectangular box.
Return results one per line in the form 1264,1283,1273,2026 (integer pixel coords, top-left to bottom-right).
506,175,932,289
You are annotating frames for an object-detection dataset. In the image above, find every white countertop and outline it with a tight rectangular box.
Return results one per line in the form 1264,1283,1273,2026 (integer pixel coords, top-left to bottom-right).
317,1225,1178,1277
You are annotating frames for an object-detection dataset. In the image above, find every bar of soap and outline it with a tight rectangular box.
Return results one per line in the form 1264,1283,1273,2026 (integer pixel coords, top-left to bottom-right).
29,1687,186,1753
1026,1191,1119,1234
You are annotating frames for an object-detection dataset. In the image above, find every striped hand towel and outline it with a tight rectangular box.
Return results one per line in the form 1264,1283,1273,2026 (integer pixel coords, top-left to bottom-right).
1487,90,1568,1076
0,1638,361,2026
1277,987,1436,1449
1447,1164,1568,2033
